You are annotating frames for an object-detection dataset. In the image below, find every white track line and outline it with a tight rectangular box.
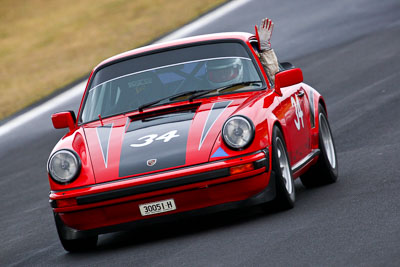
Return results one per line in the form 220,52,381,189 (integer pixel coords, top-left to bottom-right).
0,0,250,138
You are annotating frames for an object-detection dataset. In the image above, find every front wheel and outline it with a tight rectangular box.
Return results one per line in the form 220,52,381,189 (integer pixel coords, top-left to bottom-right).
270,126,295,210
59,234,98,253
300,104,338,188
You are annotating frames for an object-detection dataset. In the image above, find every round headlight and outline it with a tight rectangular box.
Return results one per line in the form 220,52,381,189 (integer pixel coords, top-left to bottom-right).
222,115,255,150
48,150,81,184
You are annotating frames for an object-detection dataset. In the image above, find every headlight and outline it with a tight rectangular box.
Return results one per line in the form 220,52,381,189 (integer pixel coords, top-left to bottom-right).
222,115,255,150
47,150,81,184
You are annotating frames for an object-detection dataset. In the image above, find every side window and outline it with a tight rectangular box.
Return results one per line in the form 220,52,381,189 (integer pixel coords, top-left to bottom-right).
250,40,260,53
249,39,274,86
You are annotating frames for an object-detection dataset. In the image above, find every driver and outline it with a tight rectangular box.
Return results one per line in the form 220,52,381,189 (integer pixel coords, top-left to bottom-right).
206,58,244,88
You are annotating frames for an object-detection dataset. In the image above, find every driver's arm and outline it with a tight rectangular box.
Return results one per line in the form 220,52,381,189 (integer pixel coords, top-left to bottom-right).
255,18,279,83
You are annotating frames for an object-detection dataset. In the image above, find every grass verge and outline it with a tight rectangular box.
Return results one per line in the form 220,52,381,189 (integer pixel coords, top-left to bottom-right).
0,0,227,120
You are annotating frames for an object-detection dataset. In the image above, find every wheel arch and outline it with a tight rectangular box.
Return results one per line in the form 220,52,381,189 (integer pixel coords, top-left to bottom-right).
318,97,328,118
271,120,287,143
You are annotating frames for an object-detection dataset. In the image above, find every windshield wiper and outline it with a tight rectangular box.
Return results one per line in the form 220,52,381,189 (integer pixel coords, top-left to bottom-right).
188,81,263,101
138,90,212,111
138,81,263,111
217,80,263,93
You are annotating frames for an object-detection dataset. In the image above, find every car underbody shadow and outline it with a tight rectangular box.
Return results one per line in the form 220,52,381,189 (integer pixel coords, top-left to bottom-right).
74,182,309,253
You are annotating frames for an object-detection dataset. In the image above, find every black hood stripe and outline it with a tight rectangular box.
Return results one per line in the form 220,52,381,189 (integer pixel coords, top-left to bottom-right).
198,101,232,150
96,124,113,168
127,111,194,132
119,111,195,177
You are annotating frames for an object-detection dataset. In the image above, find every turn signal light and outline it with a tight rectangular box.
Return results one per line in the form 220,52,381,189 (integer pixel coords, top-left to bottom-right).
230,163,254,175
56,198,77,208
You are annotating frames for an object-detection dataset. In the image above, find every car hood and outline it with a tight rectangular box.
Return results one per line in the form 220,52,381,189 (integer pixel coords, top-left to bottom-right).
83,95,256,184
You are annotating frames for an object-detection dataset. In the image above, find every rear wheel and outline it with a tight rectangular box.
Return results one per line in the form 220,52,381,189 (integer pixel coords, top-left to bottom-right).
300,104,338,187
54,213,98,252
270,126,295,210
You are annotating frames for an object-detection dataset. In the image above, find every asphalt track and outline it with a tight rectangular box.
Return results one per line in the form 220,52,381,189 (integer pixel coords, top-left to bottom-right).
1,0,400,266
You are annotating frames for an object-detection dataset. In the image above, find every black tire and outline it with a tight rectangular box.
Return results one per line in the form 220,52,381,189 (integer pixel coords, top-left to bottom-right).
270,126,295,210
300,104,338,188
59,234,98,253
54,213,98,252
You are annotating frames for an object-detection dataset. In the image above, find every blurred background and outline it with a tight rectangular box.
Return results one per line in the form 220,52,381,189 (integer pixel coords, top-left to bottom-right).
0,0,226,120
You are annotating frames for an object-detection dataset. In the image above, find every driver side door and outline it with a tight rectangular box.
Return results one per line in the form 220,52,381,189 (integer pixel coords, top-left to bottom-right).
278,82,312,167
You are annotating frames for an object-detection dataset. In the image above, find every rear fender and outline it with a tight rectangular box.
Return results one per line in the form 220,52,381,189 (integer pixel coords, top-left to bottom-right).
302,84,326,150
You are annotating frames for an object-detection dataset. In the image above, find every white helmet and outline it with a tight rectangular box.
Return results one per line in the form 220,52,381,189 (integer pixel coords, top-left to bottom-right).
206,58,243,88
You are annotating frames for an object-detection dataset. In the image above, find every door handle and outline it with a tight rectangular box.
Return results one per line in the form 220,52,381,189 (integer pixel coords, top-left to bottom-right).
297,90,304,97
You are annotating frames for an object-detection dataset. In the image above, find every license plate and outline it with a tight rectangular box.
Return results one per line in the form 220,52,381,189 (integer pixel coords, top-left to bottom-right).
139,199,176,216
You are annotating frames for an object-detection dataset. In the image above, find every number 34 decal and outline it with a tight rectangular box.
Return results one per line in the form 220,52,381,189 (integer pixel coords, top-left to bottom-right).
130,130,180,148
291,95,304,131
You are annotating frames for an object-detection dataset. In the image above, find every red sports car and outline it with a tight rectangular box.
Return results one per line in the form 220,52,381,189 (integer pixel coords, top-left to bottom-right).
48,32,338,252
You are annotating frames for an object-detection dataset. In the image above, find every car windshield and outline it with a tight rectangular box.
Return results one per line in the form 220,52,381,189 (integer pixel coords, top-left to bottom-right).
80,42,263,123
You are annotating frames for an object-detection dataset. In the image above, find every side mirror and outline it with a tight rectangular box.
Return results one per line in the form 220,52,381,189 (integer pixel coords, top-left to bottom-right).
274,68,303,96
280,62,295,70
51,111,76,131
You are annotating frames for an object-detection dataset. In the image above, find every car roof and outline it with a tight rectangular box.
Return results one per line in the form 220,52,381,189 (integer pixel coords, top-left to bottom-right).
94,32,254,71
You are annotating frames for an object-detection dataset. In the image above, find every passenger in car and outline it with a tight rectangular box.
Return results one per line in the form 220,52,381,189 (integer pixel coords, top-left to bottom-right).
255,18,279,83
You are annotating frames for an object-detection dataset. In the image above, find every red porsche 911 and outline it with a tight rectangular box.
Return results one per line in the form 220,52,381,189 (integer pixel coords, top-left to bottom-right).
47,32,338,252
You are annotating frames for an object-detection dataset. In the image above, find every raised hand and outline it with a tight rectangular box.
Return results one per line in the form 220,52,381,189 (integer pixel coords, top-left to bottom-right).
255,18,274,51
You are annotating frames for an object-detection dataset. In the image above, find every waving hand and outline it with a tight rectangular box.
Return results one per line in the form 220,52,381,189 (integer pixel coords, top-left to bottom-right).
255,18,274,51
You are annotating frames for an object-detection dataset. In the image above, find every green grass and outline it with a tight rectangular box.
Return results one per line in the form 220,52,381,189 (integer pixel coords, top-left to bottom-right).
0,0,227,120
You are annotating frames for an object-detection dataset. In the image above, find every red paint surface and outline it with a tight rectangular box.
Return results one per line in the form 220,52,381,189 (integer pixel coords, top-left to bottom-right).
48,32,326,231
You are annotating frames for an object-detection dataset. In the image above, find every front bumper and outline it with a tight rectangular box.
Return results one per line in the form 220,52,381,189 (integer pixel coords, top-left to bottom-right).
50,150,275,238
